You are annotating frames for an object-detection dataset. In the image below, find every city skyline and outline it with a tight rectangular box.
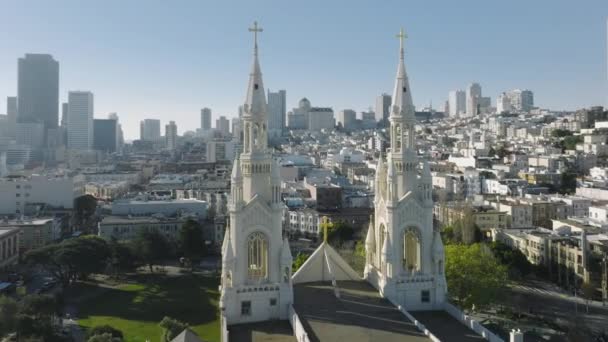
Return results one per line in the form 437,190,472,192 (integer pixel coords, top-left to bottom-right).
1,0,607,139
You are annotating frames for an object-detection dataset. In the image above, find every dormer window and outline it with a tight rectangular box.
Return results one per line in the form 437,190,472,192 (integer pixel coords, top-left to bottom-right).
254,84,259,90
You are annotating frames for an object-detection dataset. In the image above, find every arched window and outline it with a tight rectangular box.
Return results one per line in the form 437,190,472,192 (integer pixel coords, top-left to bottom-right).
379,224,386,261
248,232,268,281
403,229,420,273
395,125,402,152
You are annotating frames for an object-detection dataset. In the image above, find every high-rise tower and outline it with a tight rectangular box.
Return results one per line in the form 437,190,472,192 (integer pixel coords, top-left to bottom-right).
220,21,293,326
365,28,446,311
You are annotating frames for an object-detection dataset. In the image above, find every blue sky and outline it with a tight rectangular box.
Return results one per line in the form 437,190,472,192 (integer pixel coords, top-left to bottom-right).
1,0,607,139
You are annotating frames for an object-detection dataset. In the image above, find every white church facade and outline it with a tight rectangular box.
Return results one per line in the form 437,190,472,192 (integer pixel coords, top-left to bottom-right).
219,21,293,325
219,22,519,342
364,28,447,311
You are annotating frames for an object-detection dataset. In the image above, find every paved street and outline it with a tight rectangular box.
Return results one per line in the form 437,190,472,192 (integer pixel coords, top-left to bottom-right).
504,282,608,335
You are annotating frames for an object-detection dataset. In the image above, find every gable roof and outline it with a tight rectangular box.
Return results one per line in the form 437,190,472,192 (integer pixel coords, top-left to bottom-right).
170,328,204,342
292,241,361,284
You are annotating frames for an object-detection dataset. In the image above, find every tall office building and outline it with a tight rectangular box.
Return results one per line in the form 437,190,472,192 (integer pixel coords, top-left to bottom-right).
6,97,17,138
67,91,94,151
448,90,466,117
17,54,59,132
201,108,212,131
337,109,357,131
93,118,118,153
216,116,230,136
375,93,391,126
108,113,124,150
267,89,286,137
165,121,178,150
140,119,161,141
61,102,68,127
497,89,534,113
466,83,482,116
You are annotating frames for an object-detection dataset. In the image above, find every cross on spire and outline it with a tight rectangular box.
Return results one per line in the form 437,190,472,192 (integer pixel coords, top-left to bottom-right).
396,27,407,59
249,21,263,55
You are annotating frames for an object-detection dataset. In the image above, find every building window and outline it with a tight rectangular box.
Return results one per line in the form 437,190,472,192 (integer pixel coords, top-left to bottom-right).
403,229,421,273
247,232,268,281
421,290,430,303
241,301,251,316
270,298,277,306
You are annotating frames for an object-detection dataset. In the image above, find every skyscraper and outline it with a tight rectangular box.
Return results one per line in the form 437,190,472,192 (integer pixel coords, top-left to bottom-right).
93,118,118,153
165,121,177,150
6,97,17,138
67,91,94,150
201,108,212,131
140,119,161,141
267,89,286,137
466,83,482,116
17,54,59,132
216,116,230,136
337,109,357,131
375,93,391,126
448,90,466,117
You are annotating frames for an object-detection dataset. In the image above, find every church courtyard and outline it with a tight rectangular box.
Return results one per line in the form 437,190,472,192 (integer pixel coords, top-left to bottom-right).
70,272,221,342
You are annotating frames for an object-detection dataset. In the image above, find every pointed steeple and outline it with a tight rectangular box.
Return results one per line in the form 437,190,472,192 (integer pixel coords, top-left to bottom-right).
243,21,267,119
422,160,431,180
231,156,242,180
365,219,375,248
390,28,415,120
280,237,292,263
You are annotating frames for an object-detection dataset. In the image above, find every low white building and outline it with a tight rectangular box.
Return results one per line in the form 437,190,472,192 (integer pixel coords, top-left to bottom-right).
111,199,208,218
0,218,61,253
0,175,85,215
98,216,187,241
0,227,20,270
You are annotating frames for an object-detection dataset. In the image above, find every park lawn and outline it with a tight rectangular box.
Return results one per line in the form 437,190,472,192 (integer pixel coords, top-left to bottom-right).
77,274,220,342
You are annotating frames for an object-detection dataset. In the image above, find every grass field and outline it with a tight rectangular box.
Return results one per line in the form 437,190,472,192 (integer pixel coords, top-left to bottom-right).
76,274,220,342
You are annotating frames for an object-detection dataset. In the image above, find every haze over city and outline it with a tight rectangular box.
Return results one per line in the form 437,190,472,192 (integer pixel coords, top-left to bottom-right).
1,0,607,138
3,2,608,342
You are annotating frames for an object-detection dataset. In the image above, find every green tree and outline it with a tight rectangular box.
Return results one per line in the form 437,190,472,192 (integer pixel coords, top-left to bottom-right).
74,194,98,229
488,241,531,279
560,172,577,194
109,239,137,274
133,228,173,272
563,135,583,150
25,236,111,285
292,253,310,272
445,244,508,310
178,220,205,259
88,333,122,342
0,296,19,335
159,316,188,342
325,221,354,246
86,325,124,340
551,129,572,138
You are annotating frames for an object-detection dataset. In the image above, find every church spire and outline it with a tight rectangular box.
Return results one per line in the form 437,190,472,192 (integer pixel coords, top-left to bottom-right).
390,28,415,120
244,21,267,120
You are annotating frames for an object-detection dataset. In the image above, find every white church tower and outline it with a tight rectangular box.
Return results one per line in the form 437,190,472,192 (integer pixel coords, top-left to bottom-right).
220,21,293,325
364,28,447,311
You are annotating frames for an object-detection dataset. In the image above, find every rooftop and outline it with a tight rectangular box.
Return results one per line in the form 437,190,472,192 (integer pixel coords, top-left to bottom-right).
294,281,430,342
228,320,295,342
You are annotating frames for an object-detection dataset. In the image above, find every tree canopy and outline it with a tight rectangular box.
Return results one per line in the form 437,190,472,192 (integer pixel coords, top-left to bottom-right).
178,220,205,259
159,316,188,342
25,235,111,285
133,228,173,272
445,243,508,310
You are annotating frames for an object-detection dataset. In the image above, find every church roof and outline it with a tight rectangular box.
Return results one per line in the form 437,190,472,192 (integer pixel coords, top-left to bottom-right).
292,241,360,284
170,328,205,342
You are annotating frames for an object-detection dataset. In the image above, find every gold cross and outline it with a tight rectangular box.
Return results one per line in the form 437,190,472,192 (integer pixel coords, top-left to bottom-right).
249,21,263,48
396,27,407,54
322,216,329,243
